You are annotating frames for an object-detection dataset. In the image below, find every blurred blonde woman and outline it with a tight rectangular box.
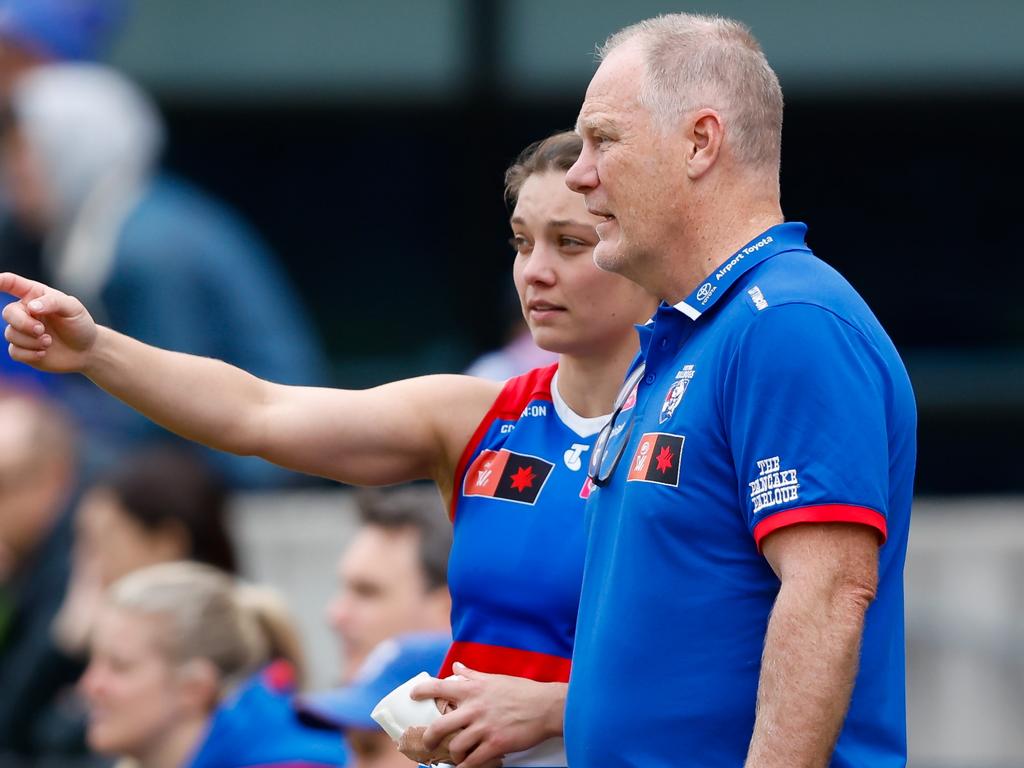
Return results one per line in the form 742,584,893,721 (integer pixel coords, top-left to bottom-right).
81,562,347,768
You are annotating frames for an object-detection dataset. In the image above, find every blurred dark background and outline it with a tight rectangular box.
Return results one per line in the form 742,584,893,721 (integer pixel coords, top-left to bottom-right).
115,0,1024,494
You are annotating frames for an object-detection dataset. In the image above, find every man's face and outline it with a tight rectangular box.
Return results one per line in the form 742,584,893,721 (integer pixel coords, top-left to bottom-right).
566,41,690,289
326,525,440,678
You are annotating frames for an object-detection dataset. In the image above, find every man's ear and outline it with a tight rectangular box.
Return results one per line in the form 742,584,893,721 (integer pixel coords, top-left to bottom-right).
685,108,725,180
175,657,221,714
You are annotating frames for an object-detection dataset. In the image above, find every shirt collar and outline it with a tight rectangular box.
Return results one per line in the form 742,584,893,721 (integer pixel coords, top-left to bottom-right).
671,222,809,320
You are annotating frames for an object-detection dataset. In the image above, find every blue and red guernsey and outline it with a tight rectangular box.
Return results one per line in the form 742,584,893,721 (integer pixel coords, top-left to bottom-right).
444,363,606,768
565,223,916,767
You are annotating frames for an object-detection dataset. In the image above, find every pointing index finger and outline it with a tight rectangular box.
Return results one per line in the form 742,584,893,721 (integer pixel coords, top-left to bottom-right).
0,273,44,302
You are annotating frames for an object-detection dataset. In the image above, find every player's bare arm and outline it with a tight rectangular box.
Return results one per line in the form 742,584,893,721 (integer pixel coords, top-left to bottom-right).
2,271,500,489
745,523,879,768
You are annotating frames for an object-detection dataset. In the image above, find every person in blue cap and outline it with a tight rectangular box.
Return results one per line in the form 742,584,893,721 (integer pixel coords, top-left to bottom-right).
297,633,451,768
0,0,130,95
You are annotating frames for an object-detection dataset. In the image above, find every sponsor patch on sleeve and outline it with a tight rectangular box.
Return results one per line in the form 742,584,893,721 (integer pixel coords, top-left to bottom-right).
463,449,555,505
626,432,684,486
748,455,800,514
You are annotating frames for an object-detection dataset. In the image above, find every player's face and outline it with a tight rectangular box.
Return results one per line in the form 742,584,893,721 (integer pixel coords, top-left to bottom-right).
81,608,189,759
567,42,690,288
326,525,443,680
511,170,655,357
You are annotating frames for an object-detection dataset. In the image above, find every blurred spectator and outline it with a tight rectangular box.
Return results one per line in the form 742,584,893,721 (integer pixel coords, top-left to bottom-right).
54,447,236,658
1,63,327,488
297,633,450,768
464,286,556,381
82,561,348,768
327,486,452,682
0,390,83,760
0,0,134,279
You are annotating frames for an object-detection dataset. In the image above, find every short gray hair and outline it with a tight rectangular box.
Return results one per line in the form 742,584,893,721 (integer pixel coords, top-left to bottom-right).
600,13,783,171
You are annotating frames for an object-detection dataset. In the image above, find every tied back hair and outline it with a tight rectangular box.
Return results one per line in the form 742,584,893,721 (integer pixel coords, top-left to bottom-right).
107,561,307,692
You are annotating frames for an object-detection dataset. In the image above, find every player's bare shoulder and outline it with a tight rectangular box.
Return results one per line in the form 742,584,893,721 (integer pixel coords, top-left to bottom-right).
422,373,503,440
412,373,503,481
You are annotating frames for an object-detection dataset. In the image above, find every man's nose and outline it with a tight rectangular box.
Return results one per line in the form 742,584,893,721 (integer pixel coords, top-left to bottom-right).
566,148,598,193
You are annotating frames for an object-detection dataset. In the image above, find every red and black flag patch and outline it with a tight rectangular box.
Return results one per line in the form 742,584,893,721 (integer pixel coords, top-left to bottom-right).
463,449,555,505
626,432,684,486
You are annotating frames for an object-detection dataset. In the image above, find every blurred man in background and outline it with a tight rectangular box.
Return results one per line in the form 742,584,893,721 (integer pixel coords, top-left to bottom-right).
326,486,452,683
0,390,85,762
297,632,451,768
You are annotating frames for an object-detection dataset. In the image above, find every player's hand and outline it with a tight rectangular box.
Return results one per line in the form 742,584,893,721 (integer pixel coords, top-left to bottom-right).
398,725,460,766
2,272,98,373
411,662,563,768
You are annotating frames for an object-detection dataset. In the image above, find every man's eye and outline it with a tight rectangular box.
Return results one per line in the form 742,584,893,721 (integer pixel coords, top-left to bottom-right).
560,237,587,249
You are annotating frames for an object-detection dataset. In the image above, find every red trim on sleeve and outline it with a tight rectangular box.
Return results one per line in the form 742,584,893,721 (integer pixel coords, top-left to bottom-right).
439,640,571,683
449,364,557,522
752,504,887,551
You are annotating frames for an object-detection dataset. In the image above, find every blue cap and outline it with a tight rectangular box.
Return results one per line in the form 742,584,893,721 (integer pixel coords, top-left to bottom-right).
296,632,451,732
0,0,131,61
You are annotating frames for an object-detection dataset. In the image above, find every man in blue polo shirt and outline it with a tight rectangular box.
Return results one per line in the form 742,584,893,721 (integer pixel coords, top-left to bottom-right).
564,13,915,768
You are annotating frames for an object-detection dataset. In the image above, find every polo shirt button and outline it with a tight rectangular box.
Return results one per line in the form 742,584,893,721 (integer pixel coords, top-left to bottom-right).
644,373,656,385
659,338,669,349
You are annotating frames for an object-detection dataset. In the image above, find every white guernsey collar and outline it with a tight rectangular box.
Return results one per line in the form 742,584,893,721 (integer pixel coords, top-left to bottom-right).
550,371,612,439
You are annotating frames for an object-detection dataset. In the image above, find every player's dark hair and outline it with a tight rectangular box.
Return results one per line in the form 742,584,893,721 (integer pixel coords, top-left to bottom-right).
504,130,583,206
355,485,452,592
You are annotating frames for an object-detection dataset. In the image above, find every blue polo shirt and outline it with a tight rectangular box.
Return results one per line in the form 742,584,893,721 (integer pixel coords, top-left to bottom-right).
565,223,916,767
